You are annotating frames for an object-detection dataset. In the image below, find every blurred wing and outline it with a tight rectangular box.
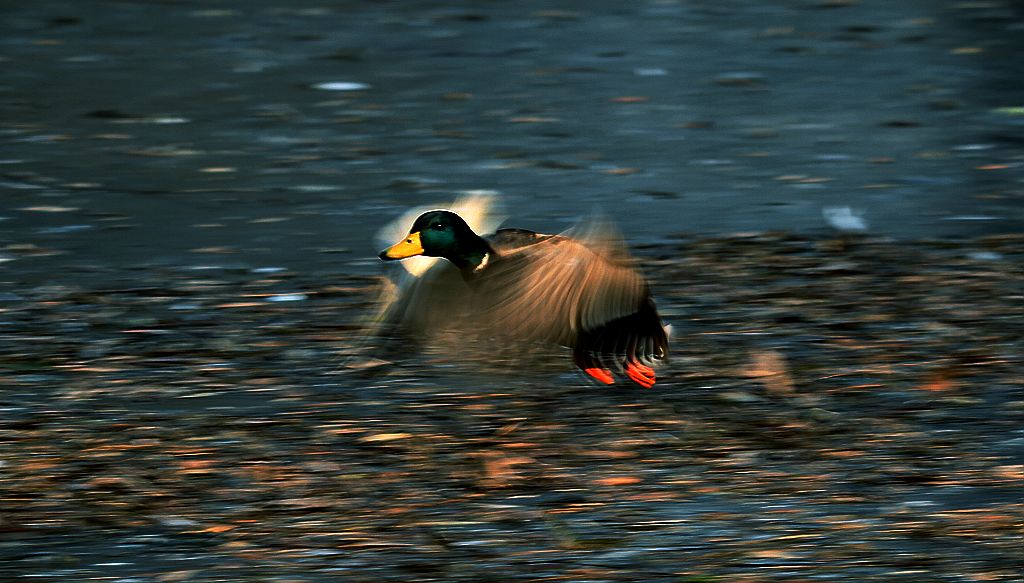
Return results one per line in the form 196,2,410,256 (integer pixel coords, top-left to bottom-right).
477,218,648,346
339,258,469,368
379,259,469,332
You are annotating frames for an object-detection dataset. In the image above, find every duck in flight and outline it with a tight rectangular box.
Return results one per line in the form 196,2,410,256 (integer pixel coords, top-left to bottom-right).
378,208,669,388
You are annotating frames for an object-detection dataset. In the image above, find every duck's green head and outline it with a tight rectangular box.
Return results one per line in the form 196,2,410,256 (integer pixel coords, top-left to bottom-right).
379,210,489,268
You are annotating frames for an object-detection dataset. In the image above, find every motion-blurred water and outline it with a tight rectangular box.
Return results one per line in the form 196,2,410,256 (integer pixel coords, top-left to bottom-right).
1,0,1022,282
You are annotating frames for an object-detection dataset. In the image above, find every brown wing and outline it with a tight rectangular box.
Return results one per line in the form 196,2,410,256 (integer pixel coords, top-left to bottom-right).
380,259,470,333
475,220,654,350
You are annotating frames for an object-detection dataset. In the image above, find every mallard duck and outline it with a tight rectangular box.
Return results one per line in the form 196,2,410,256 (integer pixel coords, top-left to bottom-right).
377,208,669,388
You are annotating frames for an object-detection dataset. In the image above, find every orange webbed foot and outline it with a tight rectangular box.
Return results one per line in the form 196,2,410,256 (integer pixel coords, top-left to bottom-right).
583,367,615,385
625,361,656,389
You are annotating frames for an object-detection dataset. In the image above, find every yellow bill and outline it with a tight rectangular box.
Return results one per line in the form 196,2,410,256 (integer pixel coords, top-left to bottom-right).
379,231,424,260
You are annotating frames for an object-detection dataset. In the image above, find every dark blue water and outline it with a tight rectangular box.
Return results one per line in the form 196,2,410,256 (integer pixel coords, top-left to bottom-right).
2,0,1022,283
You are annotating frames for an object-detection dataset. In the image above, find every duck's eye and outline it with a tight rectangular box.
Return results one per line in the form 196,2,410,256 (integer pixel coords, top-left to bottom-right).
431,223,446,230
